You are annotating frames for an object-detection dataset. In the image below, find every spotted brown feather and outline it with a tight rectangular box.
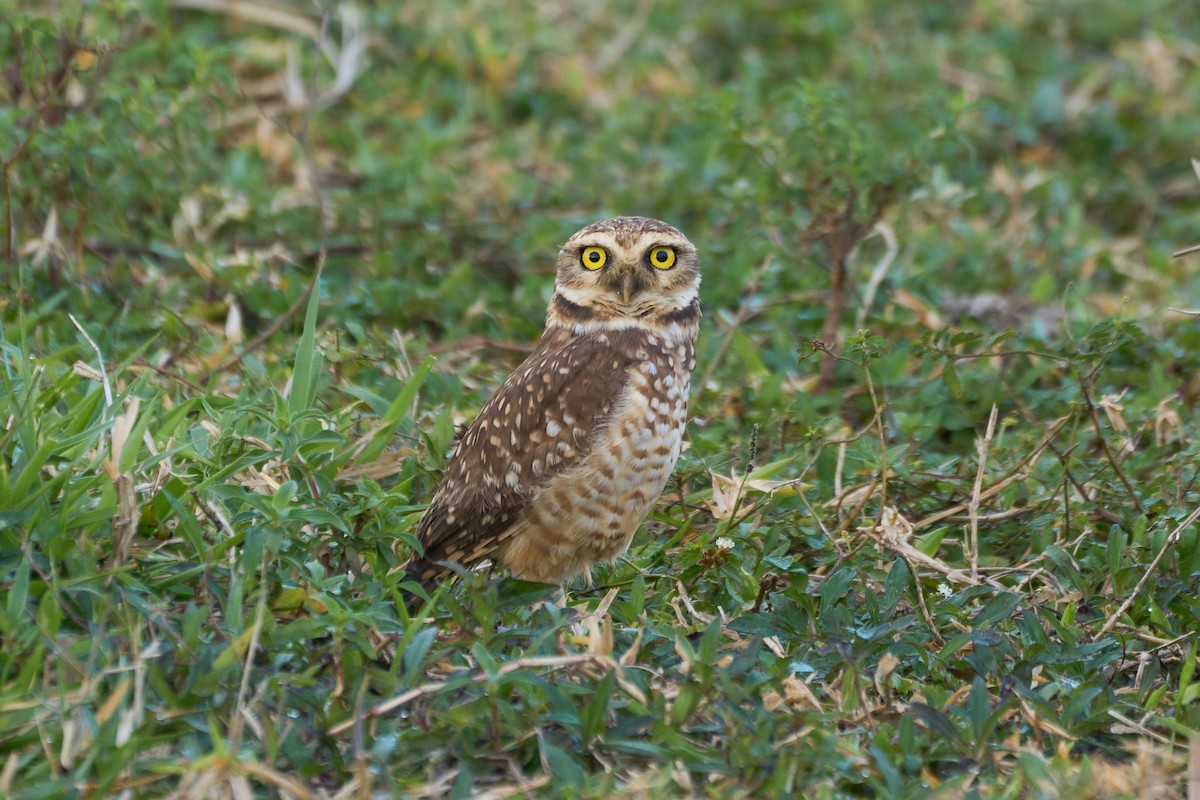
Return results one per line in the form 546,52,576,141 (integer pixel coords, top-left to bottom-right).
409,326,644,582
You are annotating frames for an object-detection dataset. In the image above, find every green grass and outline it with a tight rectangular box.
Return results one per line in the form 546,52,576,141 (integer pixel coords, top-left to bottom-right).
2,1,1199,797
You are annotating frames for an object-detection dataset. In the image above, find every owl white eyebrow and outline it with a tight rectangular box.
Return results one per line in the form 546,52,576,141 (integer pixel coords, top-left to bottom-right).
569,232,624,253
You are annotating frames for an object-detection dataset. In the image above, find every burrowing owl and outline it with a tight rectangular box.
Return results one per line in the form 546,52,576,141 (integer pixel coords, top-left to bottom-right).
404,216,700,588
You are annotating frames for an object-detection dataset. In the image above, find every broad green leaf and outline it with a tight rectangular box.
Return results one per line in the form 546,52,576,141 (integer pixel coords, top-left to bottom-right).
288,279,324,417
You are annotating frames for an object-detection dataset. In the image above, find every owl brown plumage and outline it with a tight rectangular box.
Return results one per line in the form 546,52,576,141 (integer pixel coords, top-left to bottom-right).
404,216,700,588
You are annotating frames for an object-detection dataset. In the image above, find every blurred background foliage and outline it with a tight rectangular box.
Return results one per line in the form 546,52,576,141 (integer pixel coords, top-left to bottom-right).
2,0,1199,796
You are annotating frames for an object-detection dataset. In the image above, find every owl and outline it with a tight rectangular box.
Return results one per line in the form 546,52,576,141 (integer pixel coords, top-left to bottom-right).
403,216,700,590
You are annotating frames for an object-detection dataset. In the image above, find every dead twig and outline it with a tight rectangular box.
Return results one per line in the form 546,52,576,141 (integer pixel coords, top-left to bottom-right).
913,414,1072,531
216,274,319,373
1079,373,1145,514
674,579,715,625
1043,441,1122,526
423,335,537,357
328,654,613,735
853,221,899,329
169,0,321,38
814,188,896,389
127,360,204,393
944,506,1038,523
967,405,999,582
865,507,982,587
1096,504,1200,638
818,244,849,388
1170,160,1200,260
863,349,890,538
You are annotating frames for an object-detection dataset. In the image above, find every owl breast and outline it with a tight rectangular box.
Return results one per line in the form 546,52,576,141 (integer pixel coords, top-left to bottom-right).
497,330,696,582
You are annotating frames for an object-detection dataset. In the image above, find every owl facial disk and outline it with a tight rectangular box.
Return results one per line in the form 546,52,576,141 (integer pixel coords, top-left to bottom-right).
574,245,651,305
550,217,700,330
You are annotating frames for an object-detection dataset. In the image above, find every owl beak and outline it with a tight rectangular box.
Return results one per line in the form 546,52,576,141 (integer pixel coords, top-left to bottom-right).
617,268,648,304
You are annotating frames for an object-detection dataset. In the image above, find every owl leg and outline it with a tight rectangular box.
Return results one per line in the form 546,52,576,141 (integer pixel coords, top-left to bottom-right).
398,558,443,613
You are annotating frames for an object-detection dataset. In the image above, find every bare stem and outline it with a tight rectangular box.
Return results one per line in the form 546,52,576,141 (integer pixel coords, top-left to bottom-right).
1079,373,1144,515
1096,504,1200,638
967,405,999,581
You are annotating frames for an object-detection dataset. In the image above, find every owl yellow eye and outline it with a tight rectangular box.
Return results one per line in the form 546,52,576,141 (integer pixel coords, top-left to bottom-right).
580,246,608,270
648,246,676,270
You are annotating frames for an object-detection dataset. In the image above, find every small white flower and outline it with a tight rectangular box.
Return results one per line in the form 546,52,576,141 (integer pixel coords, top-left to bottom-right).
715,536,734,551
937,583,953,598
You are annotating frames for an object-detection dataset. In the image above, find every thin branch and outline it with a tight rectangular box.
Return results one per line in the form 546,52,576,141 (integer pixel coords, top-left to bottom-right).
127,360,204,393
68,314,113,411
861,506,986,589
1096,504,1200,638
952,348,1071,363
795,485,844,556
328,654,613,735
1173,163,1200,260
853,221,899,329
862,357,890,535
1012,393,1124,527
217,270,319,373
169,0,321,38
818,246,849,389
967,405,999,582
1171,162,1200,259
943,506,1037,523
913,414,1072,531
1079,373,1144,514
423,335,536,357
1044,441,1121,526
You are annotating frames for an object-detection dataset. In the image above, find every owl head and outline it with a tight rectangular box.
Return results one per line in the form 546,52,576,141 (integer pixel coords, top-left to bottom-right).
547,216,700,331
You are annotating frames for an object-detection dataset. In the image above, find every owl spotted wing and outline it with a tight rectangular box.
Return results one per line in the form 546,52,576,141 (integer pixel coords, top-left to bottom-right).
407,326,641,583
